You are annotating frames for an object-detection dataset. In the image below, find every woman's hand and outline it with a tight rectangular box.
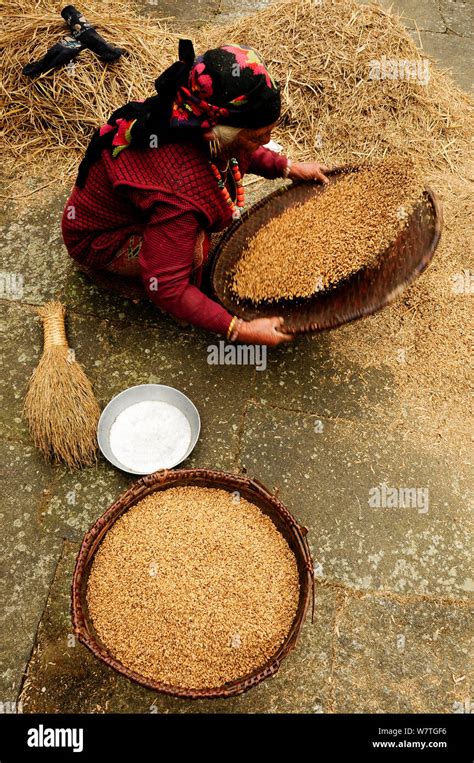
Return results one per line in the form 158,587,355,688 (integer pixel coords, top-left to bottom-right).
288,161,330,184
237,317,294,346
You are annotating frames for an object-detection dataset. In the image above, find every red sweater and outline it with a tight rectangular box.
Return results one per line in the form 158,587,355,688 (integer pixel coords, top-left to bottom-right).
62,141,288,334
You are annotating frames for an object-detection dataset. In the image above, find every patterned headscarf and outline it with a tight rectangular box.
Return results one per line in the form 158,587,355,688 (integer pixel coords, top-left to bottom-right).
76,40,280,187
169,44,281,130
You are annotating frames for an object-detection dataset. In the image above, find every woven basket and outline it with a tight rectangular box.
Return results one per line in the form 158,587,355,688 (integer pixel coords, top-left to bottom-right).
211,166,443,333
72,468,314,699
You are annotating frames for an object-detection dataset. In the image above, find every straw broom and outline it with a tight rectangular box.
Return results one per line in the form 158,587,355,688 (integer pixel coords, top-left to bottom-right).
23,301,100,468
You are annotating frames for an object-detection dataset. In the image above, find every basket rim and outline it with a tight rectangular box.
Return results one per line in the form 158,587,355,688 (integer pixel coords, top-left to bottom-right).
71,468,314,699
210,166,443,333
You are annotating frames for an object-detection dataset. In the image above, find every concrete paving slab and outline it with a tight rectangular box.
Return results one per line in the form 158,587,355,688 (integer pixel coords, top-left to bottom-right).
137,0,221,26
20,541,336,713
379,0,446,31
136,0,274,28
0,304,40,443
239,403,472,599
0,196,71,306
214,0,275,25
20,541,129,714
333,592,473,713
0,440,62,699
439,0,474,37
41,465,130,544
63,264,161,329
252,332,395,422
411,30,473,90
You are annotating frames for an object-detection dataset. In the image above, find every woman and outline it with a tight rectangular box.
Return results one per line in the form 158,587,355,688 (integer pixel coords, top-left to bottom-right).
62,40,329,346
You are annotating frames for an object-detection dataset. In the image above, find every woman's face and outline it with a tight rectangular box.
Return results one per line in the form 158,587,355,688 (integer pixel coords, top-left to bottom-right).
222,122,277,160
237,123,277,153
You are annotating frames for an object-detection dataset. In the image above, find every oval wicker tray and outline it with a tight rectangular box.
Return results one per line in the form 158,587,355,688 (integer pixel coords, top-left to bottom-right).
210,166,443,334
72,468,314,699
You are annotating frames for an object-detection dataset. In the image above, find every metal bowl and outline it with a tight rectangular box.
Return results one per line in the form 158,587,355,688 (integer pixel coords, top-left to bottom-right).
97,384,200,475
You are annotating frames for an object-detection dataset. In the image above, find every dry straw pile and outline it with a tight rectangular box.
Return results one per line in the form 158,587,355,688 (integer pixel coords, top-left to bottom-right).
87,486,300,689
199,0,472,177
3,0,472,189
2,0,179,194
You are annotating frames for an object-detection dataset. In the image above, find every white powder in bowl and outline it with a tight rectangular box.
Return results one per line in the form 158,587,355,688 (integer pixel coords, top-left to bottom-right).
109,400,192,473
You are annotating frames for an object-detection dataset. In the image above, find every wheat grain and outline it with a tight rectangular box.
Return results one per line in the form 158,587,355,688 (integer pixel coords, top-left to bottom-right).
87,486,300,689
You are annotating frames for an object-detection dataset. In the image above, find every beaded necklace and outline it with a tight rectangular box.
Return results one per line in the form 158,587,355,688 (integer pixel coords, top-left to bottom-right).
209,157,245,220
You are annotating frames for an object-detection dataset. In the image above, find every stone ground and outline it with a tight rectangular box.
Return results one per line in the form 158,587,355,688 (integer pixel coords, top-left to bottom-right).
1,0,472,714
